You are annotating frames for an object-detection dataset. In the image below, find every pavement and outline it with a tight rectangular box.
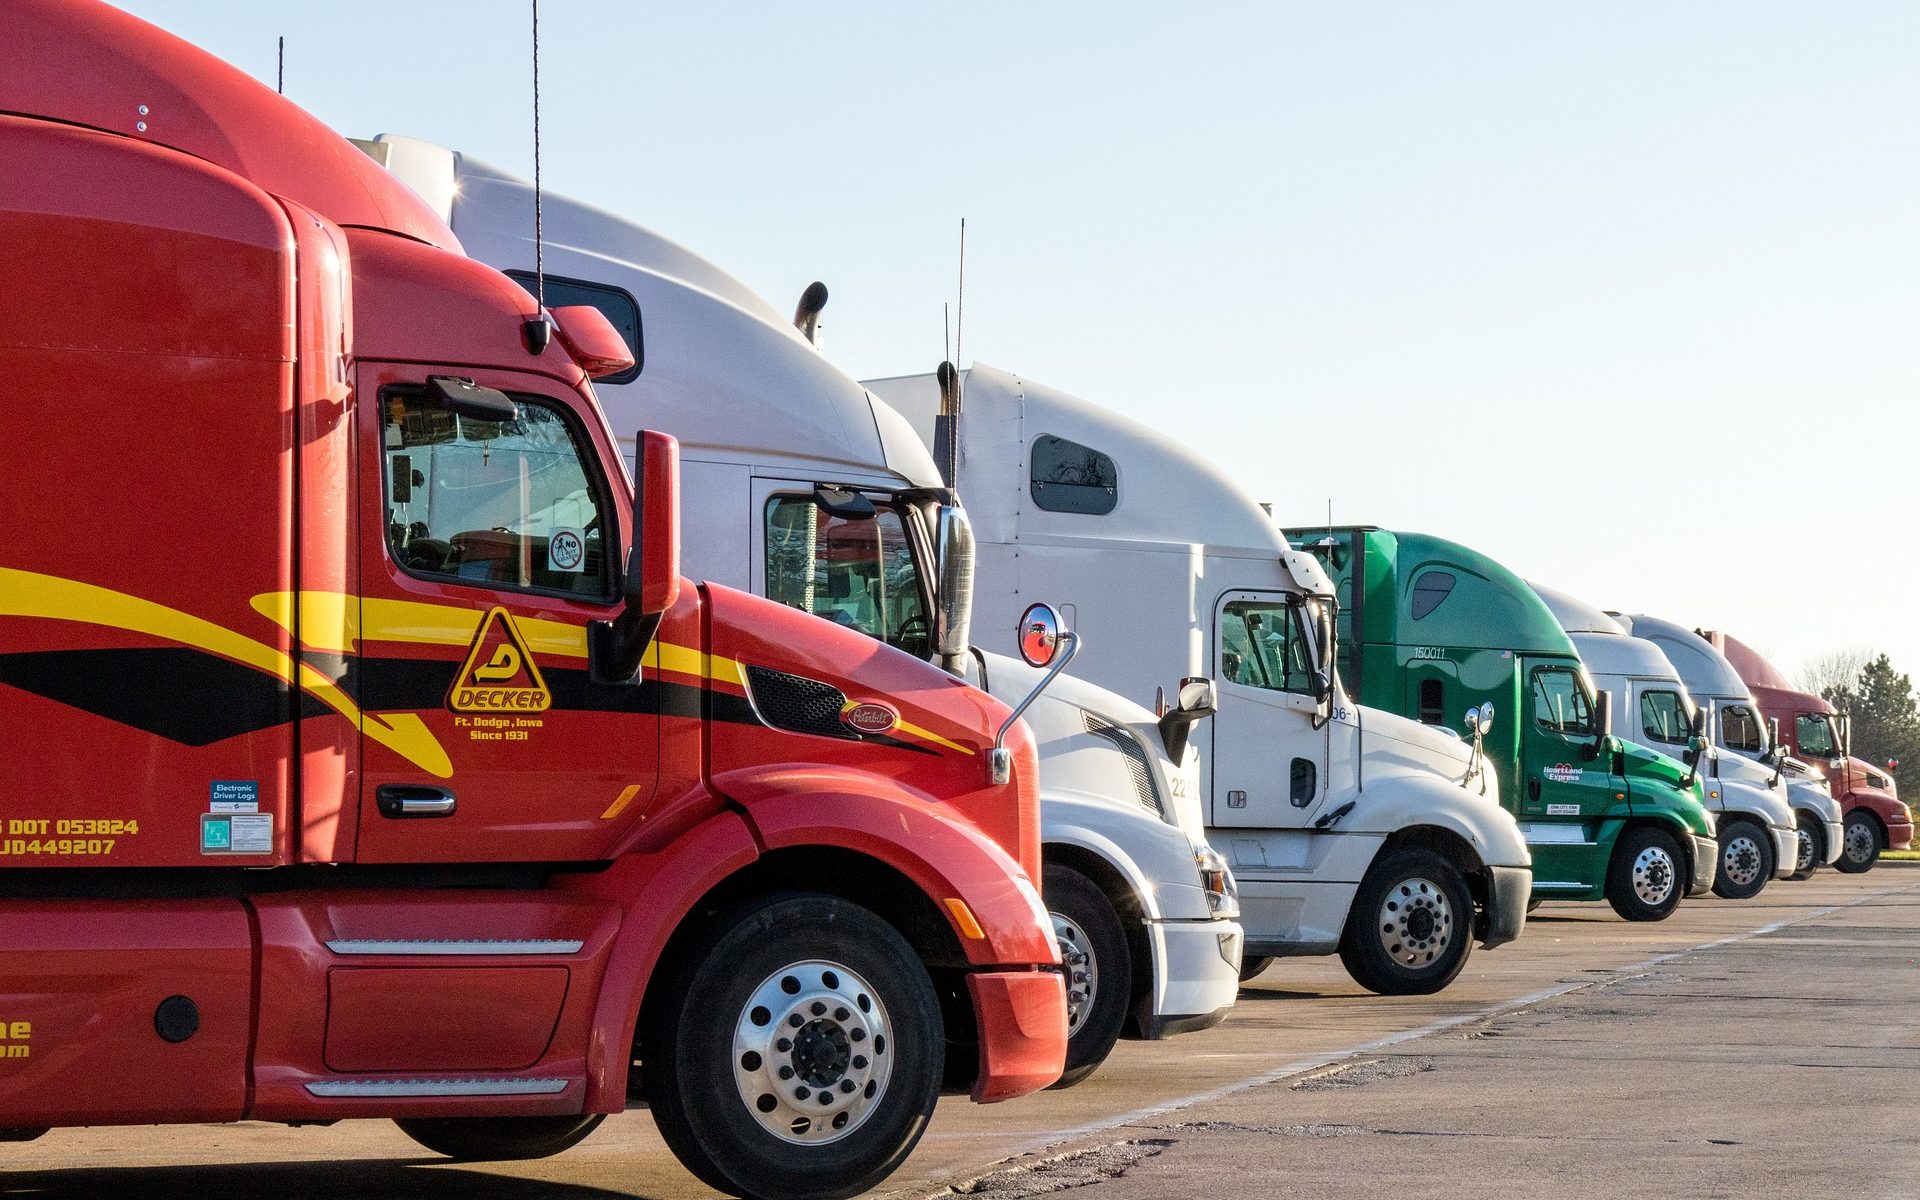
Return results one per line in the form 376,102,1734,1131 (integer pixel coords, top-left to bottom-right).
2,867,1915,1199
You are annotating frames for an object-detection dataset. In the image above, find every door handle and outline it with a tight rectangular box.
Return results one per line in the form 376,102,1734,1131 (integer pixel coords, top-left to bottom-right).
377,785,456,818
1526,778,1541,802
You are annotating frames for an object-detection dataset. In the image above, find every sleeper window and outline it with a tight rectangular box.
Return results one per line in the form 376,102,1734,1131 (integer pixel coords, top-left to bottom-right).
382,391,610,599
1029,434,1118,515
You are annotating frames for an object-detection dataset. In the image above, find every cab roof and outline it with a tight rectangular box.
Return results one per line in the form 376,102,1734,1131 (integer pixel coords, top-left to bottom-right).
3,0,457,252
1529,583,1628,636
1567,629,1684,684
1621,614,1749,699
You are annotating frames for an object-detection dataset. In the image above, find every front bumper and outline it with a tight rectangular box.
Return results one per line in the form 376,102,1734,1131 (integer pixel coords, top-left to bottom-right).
966,969,1067,1103
1479,865,1532,948
1888,816,1915,852
1822,820,1846,865
1136,917,1243,1040
1688,835,1719,896
1772,827,1798,879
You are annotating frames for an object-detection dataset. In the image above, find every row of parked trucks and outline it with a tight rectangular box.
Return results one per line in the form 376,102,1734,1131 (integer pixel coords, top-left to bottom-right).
0,4,1909,1198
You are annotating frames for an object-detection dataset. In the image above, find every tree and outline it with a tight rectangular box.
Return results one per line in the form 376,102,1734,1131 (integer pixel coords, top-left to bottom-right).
1801,648,1868,710
1837,654,1920,796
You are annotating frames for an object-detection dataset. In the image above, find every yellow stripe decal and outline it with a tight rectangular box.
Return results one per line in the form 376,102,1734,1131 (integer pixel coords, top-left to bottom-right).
895,717,974,756
3,569,453,778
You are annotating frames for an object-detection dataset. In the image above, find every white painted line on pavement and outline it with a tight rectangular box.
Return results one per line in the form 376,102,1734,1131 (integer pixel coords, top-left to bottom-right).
1011,880,1920,1159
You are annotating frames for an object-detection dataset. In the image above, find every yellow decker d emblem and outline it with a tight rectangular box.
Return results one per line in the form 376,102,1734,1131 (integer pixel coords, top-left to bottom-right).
448,607,552,714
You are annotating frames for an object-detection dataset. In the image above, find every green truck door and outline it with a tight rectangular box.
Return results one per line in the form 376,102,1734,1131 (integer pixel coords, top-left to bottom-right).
1519,658,1621,890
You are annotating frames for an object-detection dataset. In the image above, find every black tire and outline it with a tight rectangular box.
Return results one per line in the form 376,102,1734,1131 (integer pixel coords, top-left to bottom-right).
1337,847,1474,996
1525,898,1543,914
1043,864,1132,1090
641,893,943,1200
1789,815,1824,881
1238,956,1276,984
1835,810,1883,874
1710,818,1774,900
394,1114,605,1161
1606,825,1685,921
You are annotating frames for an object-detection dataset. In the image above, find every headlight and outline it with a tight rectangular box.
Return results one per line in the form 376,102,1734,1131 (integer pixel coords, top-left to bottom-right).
1195,845,1239,919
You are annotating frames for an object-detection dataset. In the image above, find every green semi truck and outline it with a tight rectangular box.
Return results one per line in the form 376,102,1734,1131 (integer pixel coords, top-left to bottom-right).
1284,527,1716,920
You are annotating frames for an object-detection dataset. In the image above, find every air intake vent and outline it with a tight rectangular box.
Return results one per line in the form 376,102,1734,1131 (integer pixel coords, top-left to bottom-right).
744,667,853,740
1082,713,1165,821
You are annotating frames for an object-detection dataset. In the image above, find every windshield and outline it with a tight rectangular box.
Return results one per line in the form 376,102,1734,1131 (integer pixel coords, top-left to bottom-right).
1220,597,1328,695
1532,666,1597,736
1639,689,1692,747
1718,701,1768,754
1795,713,1838,759
765,495,931,659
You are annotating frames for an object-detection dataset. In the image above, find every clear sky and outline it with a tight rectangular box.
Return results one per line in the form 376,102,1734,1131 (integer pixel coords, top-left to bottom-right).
125,1,1920,683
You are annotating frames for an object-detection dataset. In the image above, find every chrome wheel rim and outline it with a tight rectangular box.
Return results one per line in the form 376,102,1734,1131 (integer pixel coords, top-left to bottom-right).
1377,876,1454,969
1632,846,1677,907
1053,912,1099,1038
732,960,892,1145
1721,833,1764,888
1845,821,1876,864
1795,826,1816,874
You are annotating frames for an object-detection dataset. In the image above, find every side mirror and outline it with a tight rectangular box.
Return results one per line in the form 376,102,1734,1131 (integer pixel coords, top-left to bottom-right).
1477,702,1495,736
1688,733,1709,754
549,305,637,380
1158,676,1218,765
1585,689,1613,760
933,504,975,668
992,604,1081,785
589,430,682,684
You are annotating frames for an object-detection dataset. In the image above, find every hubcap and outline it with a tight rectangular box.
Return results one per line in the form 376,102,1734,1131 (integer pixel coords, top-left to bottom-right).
1845,821,1876,864
1376,876,1454,970
1721,834,1763,888
1052,912,1099,1038
1796,827,1816,874
733,960,893,1145
1632,846,1677,906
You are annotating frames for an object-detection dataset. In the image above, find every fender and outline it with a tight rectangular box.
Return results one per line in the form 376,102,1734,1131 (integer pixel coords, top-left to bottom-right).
1042,793,1206,923
557,808,762,1112
723,765,1058,969
1343,770,1531,870
1710,778,1794,833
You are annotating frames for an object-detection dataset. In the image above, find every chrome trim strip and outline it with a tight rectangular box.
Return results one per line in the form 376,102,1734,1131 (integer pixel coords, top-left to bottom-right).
1529,881,1588,889
305,1078,570,1098
325,939,583,956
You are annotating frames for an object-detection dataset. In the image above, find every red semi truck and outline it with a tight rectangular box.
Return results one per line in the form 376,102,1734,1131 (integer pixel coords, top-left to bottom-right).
1707,632,1912,873
0,4,1064,1197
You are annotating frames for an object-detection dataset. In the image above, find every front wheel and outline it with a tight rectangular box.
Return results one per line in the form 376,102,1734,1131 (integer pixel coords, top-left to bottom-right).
394,1114,605,1161
1043,864,1132,1090
1238,956,1276,984
642,894,943,1200
1606,826,1685,921
1337,847,1473,995
1711,819,1773,900
1835,811,1884,874
1789,816,1824,881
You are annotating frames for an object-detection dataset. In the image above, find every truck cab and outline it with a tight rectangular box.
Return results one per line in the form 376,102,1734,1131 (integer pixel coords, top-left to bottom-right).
866,369,1532,997
1285,529,1716,922
1708,632,1914,873
1531,588,1796,900
1621,614,1844,879
360,136,1243,1087
0,8,1064,1198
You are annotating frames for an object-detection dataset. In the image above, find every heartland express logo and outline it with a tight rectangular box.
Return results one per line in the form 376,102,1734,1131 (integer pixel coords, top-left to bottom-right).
1544,763,1583,784
447,607,551,714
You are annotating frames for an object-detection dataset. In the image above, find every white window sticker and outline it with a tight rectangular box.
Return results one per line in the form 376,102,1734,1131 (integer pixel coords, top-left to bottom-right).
228,813,274,854
548,527,586,573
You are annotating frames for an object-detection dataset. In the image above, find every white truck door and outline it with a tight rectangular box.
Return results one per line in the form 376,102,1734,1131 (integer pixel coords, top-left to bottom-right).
1207,590,1342,829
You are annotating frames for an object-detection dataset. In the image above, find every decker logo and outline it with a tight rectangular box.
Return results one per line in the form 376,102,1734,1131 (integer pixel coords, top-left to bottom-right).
448,607,551,713
841,702,899,736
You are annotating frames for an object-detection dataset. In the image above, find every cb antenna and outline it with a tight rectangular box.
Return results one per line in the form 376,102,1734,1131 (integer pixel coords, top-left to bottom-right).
943,302,951,365
276,36,284,94
955,218,966,367
524,0,551,353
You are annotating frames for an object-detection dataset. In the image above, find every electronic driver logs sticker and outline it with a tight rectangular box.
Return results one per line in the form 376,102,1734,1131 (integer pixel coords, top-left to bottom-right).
449,607,551,714
1544,763,1583,784
548,527,586,573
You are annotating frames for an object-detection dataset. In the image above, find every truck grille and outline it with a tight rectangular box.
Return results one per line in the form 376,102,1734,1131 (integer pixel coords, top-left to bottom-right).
743,667,854,741
1082,713,1165,821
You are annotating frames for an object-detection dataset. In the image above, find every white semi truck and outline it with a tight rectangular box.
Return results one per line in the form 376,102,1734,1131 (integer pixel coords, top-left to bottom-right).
1531,586,1797,898
365,135,1242,1086
865,365,1532,995
1622,614,1844,878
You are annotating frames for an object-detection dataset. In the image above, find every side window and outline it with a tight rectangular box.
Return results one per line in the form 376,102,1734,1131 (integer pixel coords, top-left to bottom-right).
1030,434,1118,515
1720,703,1764,753
764,497,930,659
505,271,643,384
1220,601,1313,694
382,390,610,600
1410,571,1456,620
1639,690,1690,745
1796,715,1835,757
1532,668,1595,735
1418,678,1444,725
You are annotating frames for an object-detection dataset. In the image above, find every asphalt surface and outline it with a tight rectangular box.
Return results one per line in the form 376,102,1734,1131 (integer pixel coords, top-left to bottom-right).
2,867,1915,1199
